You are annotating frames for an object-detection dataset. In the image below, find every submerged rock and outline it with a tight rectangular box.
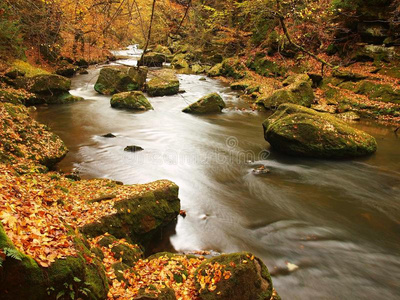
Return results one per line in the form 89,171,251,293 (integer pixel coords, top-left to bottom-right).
124,145,144,152
146,70,180,97
102,133,116,138
263,104,377,158
111,91,153,111
257,74,315,110
95,66,148,95
182,93,226,114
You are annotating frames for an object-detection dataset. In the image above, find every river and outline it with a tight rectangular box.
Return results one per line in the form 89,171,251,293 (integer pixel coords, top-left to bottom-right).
33,46,400,299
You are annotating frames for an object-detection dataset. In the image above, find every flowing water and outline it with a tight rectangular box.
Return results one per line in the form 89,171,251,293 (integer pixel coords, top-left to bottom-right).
33,47,400,299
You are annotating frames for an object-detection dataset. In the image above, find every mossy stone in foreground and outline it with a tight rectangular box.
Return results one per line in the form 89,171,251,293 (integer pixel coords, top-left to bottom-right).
80,181,180,248
196,252,275,300
111,91,153,111
0,224,108,300
26,74,71,94
263,104,377,158
182,93,226,114
146,70,180,97
257,74,314,110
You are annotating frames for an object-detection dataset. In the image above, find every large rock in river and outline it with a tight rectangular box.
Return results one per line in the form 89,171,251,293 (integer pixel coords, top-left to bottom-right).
182,93,226,114
145,69,180,97
257,74,315,110
94,66,148,95
110,91,153,111
263,104,377,158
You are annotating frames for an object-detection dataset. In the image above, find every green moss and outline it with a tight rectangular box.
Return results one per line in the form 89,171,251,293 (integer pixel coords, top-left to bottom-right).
356,81,400,103
110,91,153,111
95,67,143,96
247,53,287,77
182,93,226,114
257,74,314,110
263,104,378,158
12,60,49,77
81,182,180,249
146,70,180,97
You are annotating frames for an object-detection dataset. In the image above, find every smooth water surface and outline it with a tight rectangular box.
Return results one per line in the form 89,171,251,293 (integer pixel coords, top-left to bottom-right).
33,52,400,299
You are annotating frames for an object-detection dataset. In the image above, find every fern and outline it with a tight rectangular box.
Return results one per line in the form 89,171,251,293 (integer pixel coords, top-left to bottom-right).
3,247,22,261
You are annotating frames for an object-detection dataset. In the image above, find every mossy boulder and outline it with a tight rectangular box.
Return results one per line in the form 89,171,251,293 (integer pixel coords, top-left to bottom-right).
220,58,246,79
247,53,287,77
263,104,378,158
110,91,153,111
138,52,167,67
95,66,147,95
25,74,71,94
80,181,180,248
145,70,180,97
207,63,223,77
171,54,190,70
230,82,250,91
182,93,226,114
0,224,108,300
332,70,368,82
195,252,276,300
355,81,400,103
55,61,79,77
0,103,68,167
257,74,315,110
152,45,172,56
191,64,206,74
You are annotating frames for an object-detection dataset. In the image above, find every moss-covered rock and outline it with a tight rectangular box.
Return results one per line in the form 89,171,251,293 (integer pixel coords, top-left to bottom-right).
257,74,315,110
0,223,108,300
220,58,246,79
25,74,71,94
332,70,368,82
0,102,68,167
263,103,377,158
247,53,286,77
355,81,400,103
111,91,153,111
195,252,275,300
207,63,223,77
145,70,180,97
152,45,172,56
95,66,147,95
80,181,180,248
171,54,190,70
138,52,167,67
55,61,79,77
182,93,226,114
